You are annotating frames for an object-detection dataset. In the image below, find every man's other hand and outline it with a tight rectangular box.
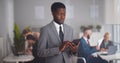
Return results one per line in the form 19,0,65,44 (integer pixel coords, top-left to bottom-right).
59,41,70,52
68,42,80,53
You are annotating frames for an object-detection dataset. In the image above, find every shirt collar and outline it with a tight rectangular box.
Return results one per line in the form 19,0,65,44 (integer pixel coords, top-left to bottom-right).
53,21,63,29
83,36,88,41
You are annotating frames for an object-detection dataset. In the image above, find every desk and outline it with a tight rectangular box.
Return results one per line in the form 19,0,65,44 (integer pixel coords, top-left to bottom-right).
98,52,120,61
98,52,120,63
3,54,34,63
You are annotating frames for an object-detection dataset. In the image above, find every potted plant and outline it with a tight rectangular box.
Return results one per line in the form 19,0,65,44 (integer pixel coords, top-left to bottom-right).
96,25,102,32
88,25,94,29
88,25,94,31
14,23,25,54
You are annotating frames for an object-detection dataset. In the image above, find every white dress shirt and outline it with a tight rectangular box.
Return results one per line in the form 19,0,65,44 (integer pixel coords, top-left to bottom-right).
83,36,89,44
53,21,64,35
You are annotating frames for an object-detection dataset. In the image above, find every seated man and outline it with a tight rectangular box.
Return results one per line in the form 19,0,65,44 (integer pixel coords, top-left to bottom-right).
22,28,40,53
22,28,40,40
25,34,46,63
77,28,108,63
25,35,36,55
99,32,114,51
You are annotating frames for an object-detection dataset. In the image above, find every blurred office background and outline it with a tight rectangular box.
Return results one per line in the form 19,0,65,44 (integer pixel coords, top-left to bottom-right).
0,0,120,63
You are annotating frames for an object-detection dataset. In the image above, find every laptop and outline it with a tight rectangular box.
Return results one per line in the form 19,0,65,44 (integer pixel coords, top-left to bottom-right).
107,46,117,55
100,45,117,55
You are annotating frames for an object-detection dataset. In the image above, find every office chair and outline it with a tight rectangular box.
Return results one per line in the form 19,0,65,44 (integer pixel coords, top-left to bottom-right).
72,56,86,63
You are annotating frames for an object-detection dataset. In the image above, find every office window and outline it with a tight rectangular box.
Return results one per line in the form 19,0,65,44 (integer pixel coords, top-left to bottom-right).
113,25,120,42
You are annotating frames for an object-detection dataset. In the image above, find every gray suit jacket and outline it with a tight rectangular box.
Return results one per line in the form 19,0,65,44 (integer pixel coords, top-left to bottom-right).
37,21,73,63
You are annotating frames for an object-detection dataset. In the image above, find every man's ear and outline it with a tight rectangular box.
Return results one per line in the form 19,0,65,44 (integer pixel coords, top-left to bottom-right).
52,12,54,15
52,12,55,17
52,12,56,16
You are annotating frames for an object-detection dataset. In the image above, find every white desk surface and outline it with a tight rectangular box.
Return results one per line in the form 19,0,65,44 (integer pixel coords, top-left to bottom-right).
98,52,120,61
3,54,34,63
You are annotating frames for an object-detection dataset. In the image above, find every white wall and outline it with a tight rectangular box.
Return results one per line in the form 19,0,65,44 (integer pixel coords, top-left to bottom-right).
0,0,7,62
0,0,8,38
14,0,108,38
0,0,14,63
105,0,120,24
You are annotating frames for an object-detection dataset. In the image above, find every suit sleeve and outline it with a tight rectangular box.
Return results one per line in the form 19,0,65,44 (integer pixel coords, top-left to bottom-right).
66,29,76,56
37,28,60,57
80,40,97,57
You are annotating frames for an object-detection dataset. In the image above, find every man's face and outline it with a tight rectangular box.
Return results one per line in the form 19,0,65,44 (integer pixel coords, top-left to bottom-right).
86,30,92,36
85,29,92,39
52,8,66,24
28,40,35,45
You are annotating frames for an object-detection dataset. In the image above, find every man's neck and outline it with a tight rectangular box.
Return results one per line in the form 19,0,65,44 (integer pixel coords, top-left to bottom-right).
53,19,63,25
83,36,88,40
83,35,87,39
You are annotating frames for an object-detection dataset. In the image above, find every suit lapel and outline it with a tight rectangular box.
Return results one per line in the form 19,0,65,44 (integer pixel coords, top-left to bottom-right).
63,24,67,41
82,37,89,46
50,22,61,42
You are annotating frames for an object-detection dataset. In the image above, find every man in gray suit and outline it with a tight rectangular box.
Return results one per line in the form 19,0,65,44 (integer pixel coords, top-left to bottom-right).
37,2,77,63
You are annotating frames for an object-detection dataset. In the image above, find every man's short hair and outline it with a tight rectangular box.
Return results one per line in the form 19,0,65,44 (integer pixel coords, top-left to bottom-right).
51,2,66,12
83,27,92,33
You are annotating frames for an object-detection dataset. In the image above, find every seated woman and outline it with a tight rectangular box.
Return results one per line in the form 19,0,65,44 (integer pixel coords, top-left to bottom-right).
99,32,114,51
